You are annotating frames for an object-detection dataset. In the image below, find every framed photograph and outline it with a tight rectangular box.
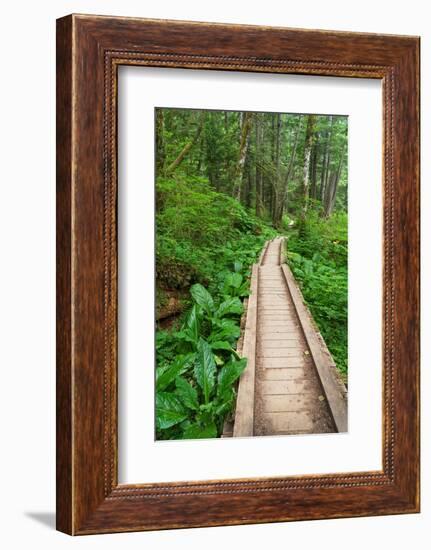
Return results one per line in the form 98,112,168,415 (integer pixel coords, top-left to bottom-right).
56,14,420,534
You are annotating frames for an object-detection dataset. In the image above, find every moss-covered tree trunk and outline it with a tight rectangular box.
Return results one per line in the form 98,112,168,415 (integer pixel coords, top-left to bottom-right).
302,114,316,215
233,112,253,200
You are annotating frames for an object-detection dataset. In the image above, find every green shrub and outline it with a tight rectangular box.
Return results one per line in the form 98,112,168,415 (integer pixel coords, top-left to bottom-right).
287,211,348,375
156,281,248,440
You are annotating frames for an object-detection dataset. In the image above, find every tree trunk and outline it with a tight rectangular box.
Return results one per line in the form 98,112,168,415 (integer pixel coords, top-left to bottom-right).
272,114,282,223
319,115,334,203
233,112,253,200
255,113,263,217
156,109,165,175
244,159,253,208
323,141,346,217
273,117,302,228
302,115,316,215
310,143,318,200
166,111,206,174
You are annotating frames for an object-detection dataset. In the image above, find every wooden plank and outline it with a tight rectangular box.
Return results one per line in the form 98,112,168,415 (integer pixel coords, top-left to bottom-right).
258,336,300,343
259,298,294,304
233,264,259,437
258,312,295,317
259,311,293,315
259,289,287,293
258,240,271,265
261,394,320,411
260,322,300,329
258,357,313,368
258,328,300,332
259,319,296,325
258,333,299,338
257,340,301,349
281,262,347,432
259,305,292,308
260,379,317,395
259,368,310,381
259,320,296,326
260,412,315,432
257,348,307,358
258,330,301,336
222,298,249,438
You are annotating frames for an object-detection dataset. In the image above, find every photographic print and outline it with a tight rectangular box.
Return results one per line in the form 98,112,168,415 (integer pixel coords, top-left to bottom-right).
155,107,348,440
56,16,420,533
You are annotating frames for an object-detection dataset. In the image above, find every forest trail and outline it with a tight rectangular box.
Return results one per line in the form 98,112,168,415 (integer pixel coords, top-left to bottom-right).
232,238,347,438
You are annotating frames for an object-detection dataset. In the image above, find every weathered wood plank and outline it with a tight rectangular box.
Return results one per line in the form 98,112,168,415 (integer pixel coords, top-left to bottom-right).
233,264,259,437
257,357,313,368
258,329,301,336
261,393,321,410
259,411,315,432
260,323,301,330
257,334,301,348
259,367,310,381
261,379,318,395
257,340,302,349
234,237,340,439
257,348,306,358
281,262,347,432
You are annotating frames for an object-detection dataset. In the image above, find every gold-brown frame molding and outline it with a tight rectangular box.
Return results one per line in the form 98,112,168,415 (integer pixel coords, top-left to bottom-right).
56,14,420,534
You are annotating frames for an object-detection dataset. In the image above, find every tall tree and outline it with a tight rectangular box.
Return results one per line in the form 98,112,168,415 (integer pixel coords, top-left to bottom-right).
232,112,253,200
165,111,206,174
255,113,264,217
309,141,318,200
319,115,334,203
302,115,317,214
272,116,301,228
323,141,346,217
155,109,166,175
272,114,282,221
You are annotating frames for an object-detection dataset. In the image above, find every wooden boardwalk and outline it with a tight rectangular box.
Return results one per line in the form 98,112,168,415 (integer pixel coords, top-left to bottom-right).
232,237,347,438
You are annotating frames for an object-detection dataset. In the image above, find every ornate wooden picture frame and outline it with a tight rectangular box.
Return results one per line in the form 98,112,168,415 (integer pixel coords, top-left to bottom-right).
56,14,420,534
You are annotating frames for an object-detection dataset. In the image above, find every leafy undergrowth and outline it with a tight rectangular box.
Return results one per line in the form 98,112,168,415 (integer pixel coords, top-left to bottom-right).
286,211,348,378
156,176,277,439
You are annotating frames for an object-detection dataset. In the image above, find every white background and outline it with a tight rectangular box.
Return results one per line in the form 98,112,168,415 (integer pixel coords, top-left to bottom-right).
0,0,428,548
118,68,382,483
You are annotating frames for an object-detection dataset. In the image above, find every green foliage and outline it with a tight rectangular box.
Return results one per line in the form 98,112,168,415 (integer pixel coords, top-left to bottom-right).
156,392,188,430
194,338,217,404
156,281,249,440
155,108,349,440
156,176,275,292
287,211,348,375
155,169,348,438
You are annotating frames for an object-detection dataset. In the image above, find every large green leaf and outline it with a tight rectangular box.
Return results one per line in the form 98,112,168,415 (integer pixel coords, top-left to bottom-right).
190,284,214,314
216,297,243,318
156,355,193,391
182,422,217,439
209,318,240,342
217,358,247,402
184,305,200,344
156,360,183,391
210,340,241,360
233,260,243,273
194,338,216,404
224,272,243,289
156,392,189,430
210,340,233,351
175,376,199,410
